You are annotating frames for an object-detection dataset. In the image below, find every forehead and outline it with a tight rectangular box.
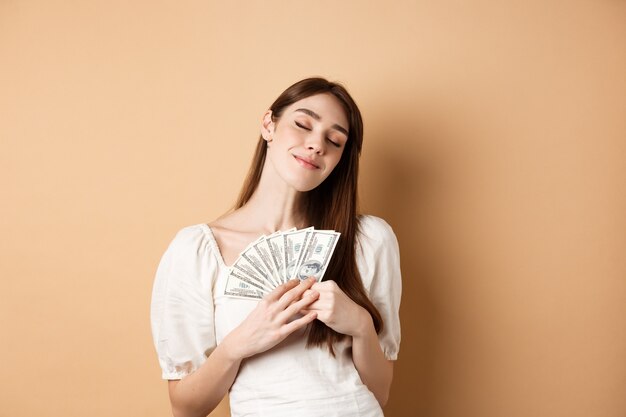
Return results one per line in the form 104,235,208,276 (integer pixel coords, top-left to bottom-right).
284,93,349,129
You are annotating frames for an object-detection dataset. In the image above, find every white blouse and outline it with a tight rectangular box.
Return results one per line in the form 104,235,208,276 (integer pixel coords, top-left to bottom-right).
150,214,402,417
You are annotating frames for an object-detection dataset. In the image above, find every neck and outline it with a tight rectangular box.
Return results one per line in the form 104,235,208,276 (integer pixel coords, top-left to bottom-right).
237,158,308,233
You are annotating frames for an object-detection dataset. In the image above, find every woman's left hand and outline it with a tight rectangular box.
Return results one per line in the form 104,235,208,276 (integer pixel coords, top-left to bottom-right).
300,280,372,337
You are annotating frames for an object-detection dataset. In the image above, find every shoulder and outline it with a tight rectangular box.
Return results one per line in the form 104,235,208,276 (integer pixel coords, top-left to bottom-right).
152,223,221,295
355,215,402,295
357,214,398,247
161,223,217,264
168,223,209,248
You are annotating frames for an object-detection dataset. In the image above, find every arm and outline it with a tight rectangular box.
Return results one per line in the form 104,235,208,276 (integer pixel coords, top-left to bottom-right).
352,308,393,407
351,309,394,406
167,342,242,417
302,281,394,407
168,278,320,417
351,216,402,406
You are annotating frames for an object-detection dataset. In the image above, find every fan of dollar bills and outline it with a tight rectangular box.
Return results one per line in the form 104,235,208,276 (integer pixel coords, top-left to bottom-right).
224,227,340,300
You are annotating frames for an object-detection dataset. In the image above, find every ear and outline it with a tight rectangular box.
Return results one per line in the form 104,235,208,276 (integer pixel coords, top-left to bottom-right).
261,110,274,142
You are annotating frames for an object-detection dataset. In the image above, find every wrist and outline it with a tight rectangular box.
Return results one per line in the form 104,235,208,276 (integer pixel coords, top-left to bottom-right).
352,307,375,339
219,333,247,363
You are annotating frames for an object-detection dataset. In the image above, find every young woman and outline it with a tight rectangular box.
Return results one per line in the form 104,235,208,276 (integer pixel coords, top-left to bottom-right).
150,77,402,417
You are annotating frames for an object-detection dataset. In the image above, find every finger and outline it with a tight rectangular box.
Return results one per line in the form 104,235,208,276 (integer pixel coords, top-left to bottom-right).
263,279,299,303
297,300,318,313
276,277,316,310
278,290,319,321
298,300,327,317
310,281,332,291
279,311,317,337
277,277,314,307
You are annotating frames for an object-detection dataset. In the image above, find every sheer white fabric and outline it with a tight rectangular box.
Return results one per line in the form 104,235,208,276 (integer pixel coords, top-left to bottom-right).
150,215,402,416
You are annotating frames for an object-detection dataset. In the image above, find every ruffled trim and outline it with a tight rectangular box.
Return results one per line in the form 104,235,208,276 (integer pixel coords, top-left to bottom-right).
160,355,199,380
161,368,193,380
383,347,399,361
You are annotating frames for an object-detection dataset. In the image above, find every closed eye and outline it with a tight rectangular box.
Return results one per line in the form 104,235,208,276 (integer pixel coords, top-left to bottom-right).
295,121,311,131
326,138,341,148
296,121,341,148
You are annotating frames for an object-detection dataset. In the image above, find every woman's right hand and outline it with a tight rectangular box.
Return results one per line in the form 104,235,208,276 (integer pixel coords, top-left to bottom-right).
221,277,319,360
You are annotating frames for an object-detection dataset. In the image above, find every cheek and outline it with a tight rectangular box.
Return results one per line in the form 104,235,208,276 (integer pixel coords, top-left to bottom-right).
284,124,307,141
326,151,344,172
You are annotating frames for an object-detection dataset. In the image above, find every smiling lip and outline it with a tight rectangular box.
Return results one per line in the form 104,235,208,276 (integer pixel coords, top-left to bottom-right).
293,155,320,170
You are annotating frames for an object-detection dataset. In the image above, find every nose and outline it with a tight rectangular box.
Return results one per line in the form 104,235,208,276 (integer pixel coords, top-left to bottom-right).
306,133,326,154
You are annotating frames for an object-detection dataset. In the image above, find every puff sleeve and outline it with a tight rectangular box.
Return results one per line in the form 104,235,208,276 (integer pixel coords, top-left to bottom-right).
356,215,403,360
150,225,218,379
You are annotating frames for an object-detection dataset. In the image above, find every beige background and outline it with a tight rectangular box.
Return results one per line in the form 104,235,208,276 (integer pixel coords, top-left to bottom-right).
1,1,625,416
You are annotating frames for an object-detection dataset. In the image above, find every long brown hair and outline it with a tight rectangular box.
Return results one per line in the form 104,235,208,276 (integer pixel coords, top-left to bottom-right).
235,77,383,354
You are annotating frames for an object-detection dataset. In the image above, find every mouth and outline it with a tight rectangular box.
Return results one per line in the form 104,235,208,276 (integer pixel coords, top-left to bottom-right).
293,155,320,170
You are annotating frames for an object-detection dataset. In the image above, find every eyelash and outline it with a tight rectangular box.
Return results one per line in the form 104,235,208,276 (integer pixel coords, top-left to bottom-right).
295,121,341,148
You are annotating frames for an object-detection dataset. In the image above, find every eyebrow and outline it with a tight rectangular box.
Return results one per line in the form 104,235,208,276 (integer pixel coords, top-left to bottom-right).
294,108,349,137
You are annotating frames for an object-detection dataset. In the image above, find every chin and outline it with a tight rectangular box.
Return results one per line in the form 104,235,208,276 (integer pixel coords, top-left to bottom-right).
291,181,321,193
284,174,326,193
274,169,315,192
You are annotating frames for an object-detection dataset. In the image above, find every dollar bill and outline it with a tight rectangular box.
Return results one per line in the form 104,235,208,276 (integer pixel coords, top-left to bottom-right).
223,227,339,299
266,232,288,285
240,242,279,289
283,227,314,282
224,269,267,300
293,230,340,282
230,253,275,292
250,236,283,288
